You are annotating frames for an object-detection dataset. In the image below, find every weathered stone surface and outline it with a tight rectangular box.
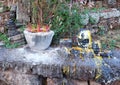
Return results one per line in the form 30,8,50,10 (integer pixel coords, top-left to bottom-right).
90,81,101,85
0,47,120,85
9,34,24,41
0,71,42,85
109,80,120,85
108,0,117,5
16,1,30,22
100,8,120,19
47,78,89,85
13,39,26,44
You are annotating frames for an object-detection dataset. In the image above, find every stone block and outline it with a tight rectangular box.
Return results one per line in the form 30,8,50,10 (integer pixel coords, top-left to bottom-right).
0,71,42,85
108,0,117,8
9,34,24,41
90,81,101,85
11,39,26,46
47,78,88,85
100,8,120,19
16,2,30,23
59,38,72,47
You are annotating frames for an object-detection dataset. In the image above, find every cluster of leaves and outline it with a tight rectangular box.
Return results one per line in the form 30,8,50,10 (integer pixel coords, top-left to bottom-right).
0,33,20,48
109,40,116,50
101,40,116,50
51,1,84,43
30,0,54,24
50,1,106,43
27,23,50,33
89,16,97,24
28,0,107,44
98,26,106,35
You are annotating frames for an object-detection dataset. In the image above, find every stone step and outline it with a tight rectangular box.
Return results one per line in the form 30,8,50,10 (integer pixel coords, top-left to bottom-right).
9,33,25,41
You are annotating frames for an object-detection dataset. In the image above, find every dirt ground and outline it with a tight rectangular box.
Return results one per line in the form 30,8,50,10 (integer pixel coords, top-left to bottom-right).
97,28,120,50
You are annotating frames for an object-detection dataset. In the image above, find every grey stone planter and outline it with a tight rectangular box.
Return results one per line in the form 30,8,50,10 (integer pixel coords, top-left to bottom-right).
24,30,54,51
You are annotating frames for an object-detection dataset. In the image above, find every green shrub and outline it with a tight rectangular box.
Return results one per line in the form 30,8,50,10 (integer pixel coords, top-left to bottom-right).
51,2,84,43
109,40,116,50
0,33,20,48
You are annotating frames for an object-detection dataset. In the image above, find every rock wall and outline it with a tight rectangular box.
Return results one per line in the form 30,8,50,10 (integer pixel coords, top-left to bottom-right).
83,8,120,33
0,71,42,85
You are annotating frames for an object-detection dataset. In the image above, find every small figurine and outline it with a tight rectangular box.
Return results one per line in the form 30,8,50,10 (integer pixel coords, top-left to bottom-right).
63,29,112,59
61,29,113,79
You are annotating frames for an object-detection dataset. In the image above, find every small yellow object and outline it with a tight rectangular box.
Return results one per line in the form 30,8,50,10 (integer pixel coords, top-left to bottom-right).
64,47,71,54
94,56,103,79
64,29,104,60
72,47,83,51
63,66,70,75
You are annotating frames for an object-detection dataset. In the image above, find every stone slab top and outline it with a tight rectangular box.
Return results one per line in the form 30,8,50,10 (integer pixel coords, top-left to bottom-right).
0,47,64,65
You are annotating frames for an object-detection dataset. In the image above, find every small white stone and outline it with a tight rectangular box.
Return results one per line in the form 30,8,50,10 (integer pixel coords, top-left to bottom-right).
0,41,4,46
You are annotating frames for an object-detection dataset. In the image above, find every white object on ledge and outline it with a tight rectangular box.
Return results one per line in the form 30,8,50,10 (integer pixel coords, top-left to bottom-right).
24,30,54,51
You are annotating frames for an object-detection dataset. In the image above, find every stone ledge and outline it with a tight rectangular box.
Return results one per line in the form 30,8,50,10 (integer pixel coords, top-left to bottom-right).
0,47,120,84
81,8,120,26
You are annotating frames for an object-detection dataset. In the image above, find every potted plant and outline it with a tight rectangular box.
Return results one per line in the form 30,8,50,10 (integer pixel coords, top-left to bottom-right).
24,23,54,51
24,0,54,51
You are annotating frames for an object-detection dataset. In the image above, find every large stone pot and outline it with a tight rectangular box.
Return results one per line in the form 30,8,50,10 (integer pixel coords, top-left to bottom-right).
24,30,54,51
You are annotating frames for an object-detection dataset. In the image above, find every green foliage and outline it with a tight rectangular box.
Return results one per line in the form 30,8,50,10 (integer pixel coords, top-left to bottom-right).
109,40,116,50
90,7,106,13
0,2,2,7
29,0,107,44
51,2,84,43
101,40,116,50
0,33,20,48
98,26,105,35
30,0,54,24
50,2,106,43
28,0,107,44
89,16,96,24
19,25,26,32
101,42,107,50
3,5,10,12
